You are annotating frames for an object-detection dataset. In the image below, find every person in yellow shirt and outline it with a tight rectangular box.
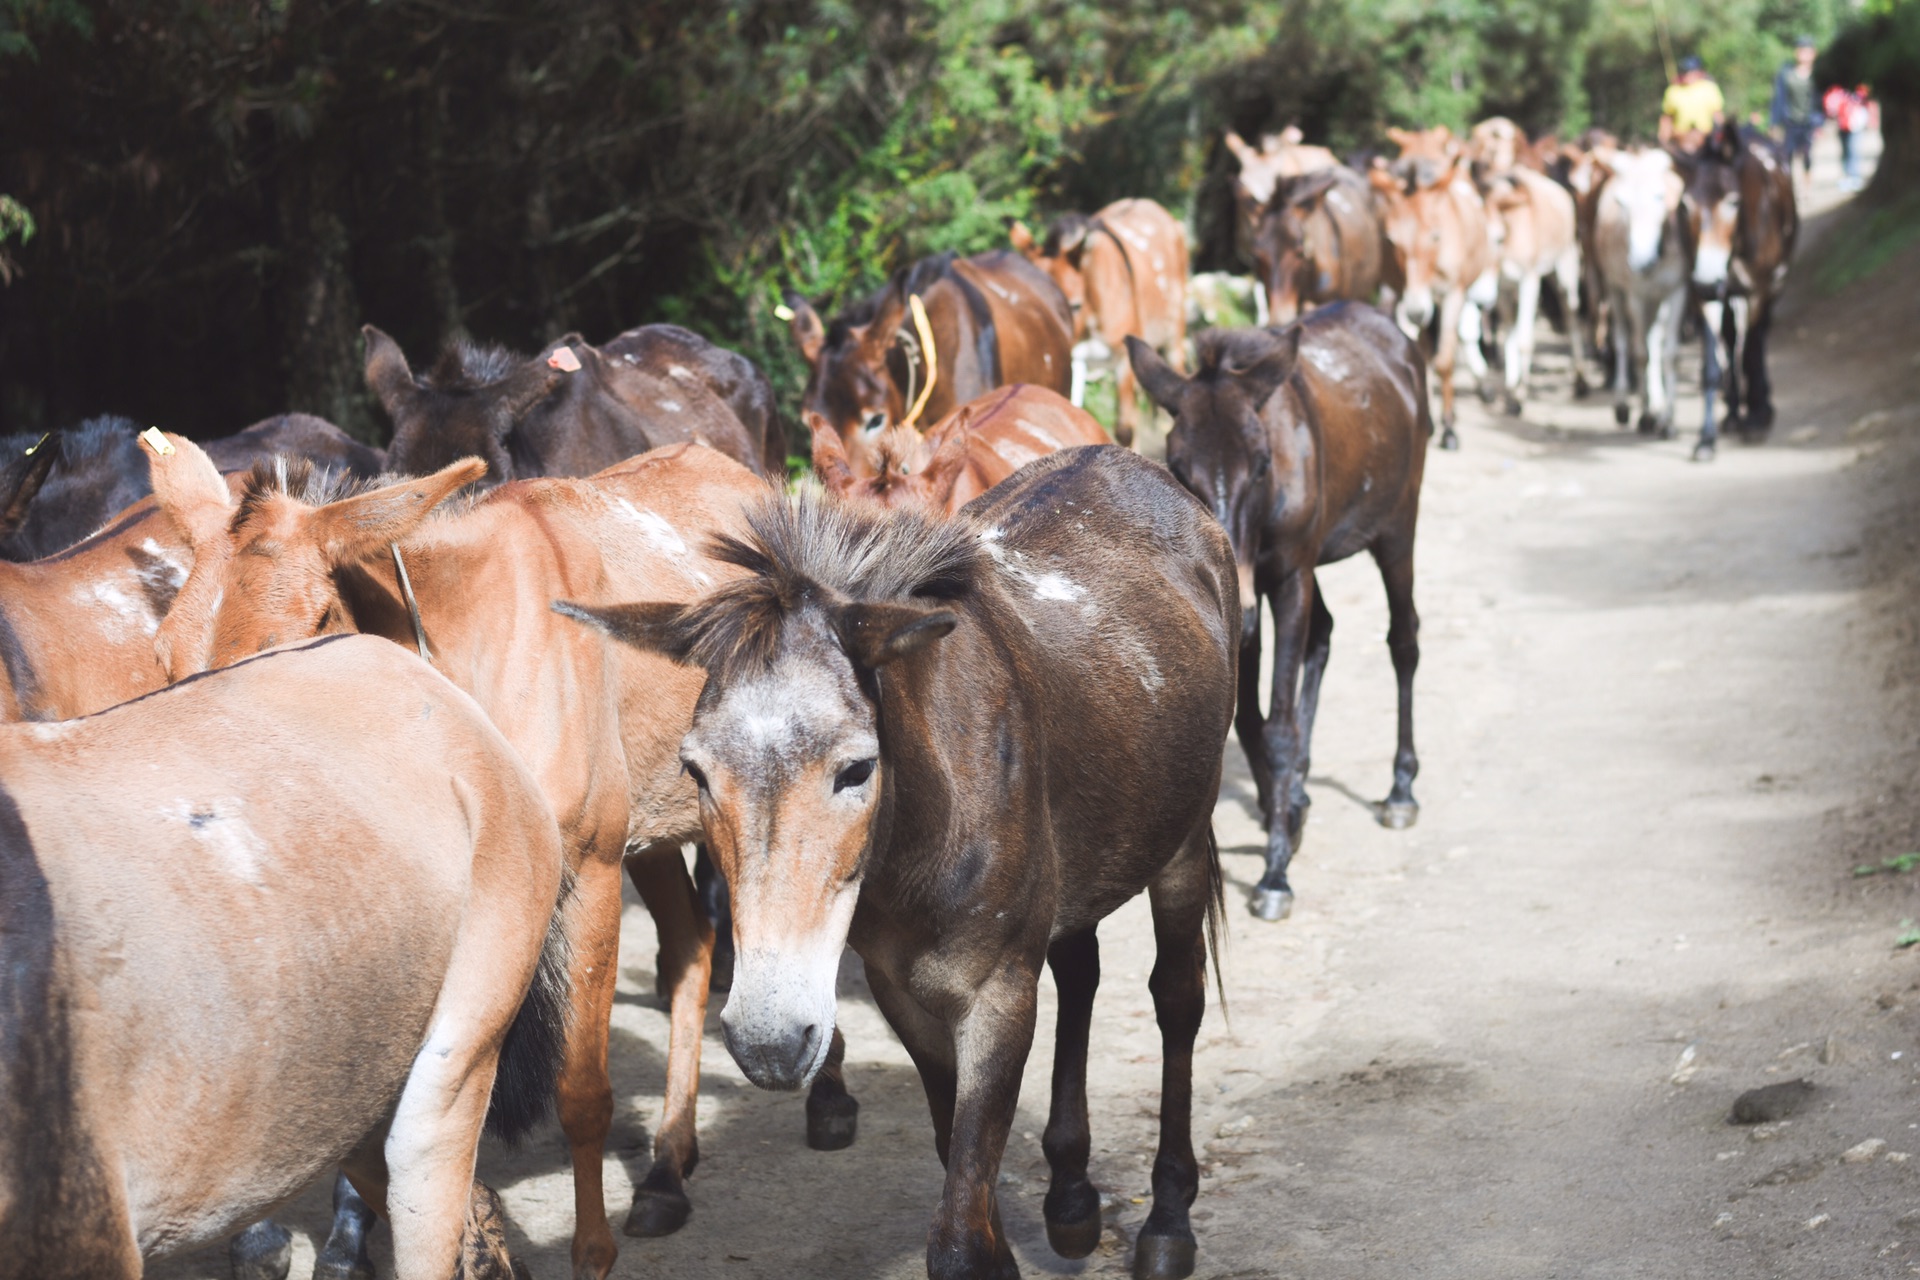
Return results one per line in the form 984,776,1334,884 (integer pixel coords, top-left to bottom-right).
1660,56,1726,150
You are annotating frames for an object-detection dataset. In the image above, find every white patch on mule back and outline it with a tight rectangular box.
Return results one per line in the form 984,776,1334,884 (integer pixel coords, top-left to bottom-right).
610,498,712,586
166,797,268,885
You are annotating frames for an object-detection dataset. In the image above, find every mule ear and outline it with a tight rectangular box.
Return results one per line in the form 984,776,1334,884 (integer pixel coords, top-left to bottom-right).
833,600,957,669
363,326,417,420
1126,336,1188,414
807,410,855,495
1237,327,1303,408
1009,221,1037,254
144,431,233,549
551,600,699,664
312,457,486,560
0,436,59,538
1368,163,1401,196
1386,126,1417,152
784,292,825,366
918,409,972,509
1223,130,1259,167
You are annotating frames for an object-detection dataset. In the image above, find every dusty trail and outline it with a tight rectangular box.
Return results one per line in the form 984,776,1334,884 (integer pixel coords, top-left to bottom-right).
153,170,1920,1279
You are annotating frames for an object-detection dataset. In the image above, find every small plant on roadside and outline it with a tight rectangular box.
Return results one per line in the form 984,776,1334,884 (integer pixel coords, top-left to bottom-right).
1854,853,1920,877
1896,920,1920,949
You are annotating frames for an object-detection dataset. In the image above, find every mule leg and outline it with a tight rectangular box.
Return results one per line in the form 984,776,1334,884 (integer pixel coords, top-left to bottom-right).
1252,568,1313,921
1742,295,1774,436
1696,298,1724,462
1290,581,1334,849
557,857,624,1280
622,845,714,1238
229,1221,295,1280
313,1173,379,1280
1722,296,1747,430
1653,290,1683,439
1433,291,1462,450
1610,288,1635,426
692,844,733,991
805,1025,860,1150
1041,929,1102,1258
1559,253,1590,398
1503,272,1540,416
1134,826,1214,1280
1374,538,1421,825
1233,596,1274,827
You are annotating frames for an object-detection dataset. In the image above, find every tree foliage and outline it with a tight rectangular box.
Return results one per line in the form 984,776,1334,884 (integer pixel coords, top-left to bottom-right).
0,0,1896,441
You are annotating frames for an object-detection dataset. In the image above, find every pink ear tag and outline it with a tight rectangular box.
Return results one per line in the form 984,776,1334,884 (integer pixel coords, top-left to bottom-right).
547,346,582,373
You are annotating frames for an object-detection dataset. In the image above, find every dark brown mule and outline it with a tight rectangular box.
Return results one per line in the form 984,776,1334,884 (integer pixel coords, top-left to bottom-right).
809,385,1109,513
0,633,565,1280
1677,124,1797,458
0,432,245,723
1008,198,1188,447
0,414,381,562
1129,303,1430,922
367,326,773,485
600,324,787,475
558,445,1238,1280
785,250,1074,475
149,442,855,1280
1249,166,1387,325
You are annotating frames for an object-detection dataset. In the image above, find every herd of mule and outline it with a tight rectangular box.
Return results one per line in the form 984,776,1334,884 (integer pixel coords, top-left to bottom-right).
0,107,1797,1280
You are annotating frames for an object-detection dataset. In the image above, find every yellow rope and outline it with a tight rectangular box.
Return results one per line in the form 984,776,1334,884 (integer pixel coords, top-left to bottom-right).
900,293,939,431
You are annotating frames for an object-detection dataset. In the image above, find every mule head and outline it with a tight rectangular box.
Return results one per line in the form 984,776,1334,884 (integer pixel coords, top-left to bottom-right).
1369,163,1438,328
807,410,966,512
0,436,60,540
1674,144,1741,290
1129,328,1301,644
151,454,485,678
1253,173,1340,324
366,325,564,486
554,498,969,1090
791,286,910,468
1603,150,1685,274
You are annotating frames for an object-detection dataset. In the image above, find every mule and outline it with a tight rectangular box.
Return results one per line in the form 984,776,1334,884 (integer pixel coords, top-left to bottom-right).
809,384,1110,513
601,323,787,475
1249,165,1387,325
0,632,565,1280
1592,148,1693,438
786,251,1074,476
1678,125,1797,459
1386,124,1462,191
557,446,1237,1280
1480,167,1588,414
1129,303,1430,922
368,326,772,485
0,414,381,562
1009,198,1188,447
1369,157,1497,448
148,440,855,1280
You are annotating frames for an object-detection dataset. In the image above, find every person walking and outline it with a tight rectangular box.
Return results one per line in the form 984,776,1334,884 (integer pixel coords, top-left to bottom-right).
1825,82,1872,190
1771,36,1822,186
1660,56,1725,152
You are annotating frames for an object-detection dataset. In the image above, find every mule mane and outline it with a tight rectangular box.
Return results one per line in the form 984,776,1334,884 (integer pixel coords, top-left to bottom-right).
425,339,522,390
671,492,979,677
231,457,382,532
1192,328,1291,380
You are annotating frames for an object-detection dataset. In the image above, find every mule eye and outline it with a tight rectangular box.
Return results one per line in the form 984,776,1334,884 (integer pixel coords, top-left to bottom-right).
834,758,876,792
683,761,709,792
1252,454,1272,480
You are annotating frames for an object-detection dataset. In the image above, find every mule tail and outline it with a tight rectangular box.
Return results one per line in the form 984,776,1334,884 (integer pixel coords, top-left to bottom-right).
1202,823,1229,1021
484,870,574,1145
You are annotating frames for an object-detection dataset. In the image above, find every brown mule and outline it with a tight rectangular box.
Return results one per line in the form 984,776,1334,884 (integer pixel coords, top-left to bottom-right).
1248,166,1387,325
0,633,565,1280
1129,303,1431,922
1009,198,1188,447
557,445,1238,1280
148,441,857,1280
809,385,1110,513
1369,156,1498,449
785,250,1074,475
367,326,773,485
1224,128,1338,287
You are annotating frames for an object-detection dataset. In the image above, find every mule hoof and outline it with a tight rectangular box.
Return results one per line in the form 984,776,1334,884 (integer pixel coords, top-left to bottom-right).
1613,402,1630,426
230,1222,294,1280
1573,378,1591,400
1658,420,1676,441
1045,1212,1103,1259
1476,381,1499,406
623,1186,692,1238
1133,1230,1198,1280
1249,887,1294,922
1439,428,1460,451
806,1091,859,1150
1375,800,1419,830
1503,394,1523,417
313,1250,374,1280
1691,441,1716,463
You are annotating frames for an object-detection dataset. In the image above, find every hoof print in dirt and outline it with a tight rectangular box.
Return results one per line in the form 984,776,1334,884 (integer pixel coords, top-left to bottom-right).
1729,1078,1816,1125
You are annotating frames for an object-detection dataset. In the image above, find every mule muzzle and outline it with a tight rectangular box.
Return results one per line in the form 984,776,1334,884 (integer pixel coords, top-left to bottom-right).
721,1012,824,1092
718,943,840,1091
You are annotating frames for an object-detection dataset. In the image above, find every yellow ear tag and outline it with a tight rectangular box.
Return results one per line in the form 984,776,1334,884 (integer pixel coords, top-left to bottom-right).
23,432,48,456
138,427,176,457
773,303,796,322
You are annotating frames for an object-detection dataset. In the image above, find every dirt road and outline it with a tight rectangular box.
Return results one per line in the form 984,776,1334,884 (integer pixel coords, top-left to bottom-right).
154,173,1920,1280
